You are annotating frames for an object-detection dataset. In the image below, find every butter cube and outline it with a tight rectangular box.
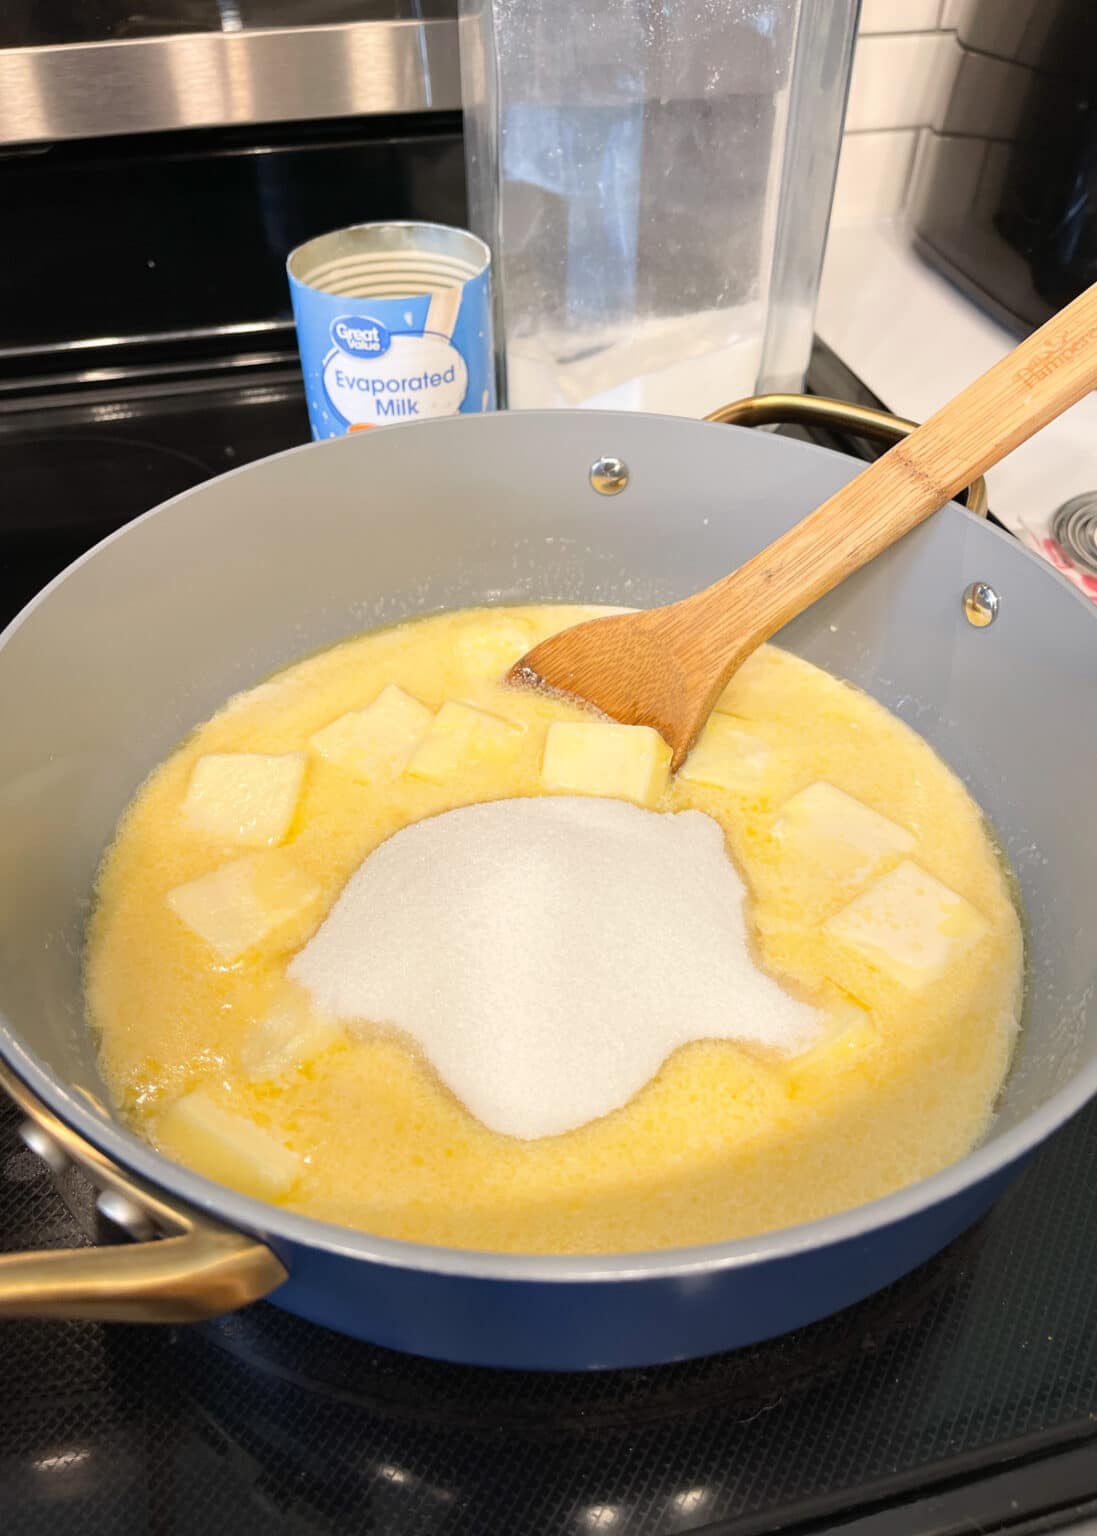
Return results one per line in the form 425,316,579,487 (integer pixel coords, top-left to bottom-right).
824,859,989,989
167,850,320,962
243,982,343,1081
454,614,535,679
404,700,522,783
309,684,433,782
786,993,874,1075
679,716,770,791
773,781,915,884
541,720,671,807
182,752,306,847
157,1088,300,1199
713,646,787,719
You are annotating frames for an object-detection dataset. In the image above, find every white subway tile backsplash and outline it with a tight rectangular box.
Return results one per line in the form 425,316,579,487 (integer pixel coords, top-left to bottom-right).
945,0,1056,63
845,32,959,133
832,130,920,223
938,0,976,29
908,130,986,223
858,0,942,35
908,130,1014,227
937,50,1028,138
835,0,985,229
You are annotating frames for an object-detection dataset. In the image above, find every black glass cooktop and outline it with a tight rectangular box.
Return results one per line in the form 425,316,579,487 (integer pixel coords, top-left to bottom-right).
4,1093,1097,1534
0,372,311,628
1,352,1096,1534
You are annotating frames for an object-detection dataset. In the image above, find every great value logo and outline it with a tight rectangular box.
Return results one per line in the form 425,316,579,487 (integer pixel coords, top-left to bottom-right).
329,315,391,358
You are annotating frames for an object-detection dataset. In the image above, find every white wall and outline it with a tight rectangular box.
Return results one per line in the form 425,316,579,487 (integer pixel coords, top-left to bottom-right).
831,0,966,225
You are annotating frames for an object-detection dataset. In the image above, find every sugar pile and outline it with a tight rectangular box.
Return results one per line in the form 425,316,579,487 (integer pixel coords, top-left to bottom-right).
289,797,821,1139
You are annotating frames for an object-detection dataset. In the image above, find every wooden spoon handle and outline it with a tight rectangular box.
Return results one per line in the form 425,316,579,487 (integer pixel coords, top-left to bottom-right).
685,278,1097,665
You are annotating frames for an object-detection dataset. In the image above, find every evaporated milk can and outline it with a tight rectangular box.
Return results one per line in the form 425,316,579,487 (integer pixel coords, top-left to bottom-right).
287,222,495,439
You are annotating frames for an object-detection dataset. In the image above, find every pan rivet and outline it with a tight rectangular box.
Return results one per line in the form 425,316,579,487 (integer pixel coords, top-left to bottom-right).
962,581,999,627
18,1121,69,1177
97,1189,157,1242
590,455,629,496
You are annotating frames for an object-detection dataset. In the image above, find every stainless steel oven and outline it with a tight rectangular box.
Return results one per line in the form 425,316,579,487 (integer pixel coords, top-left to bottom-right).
0,1,463,398
0,2,459,143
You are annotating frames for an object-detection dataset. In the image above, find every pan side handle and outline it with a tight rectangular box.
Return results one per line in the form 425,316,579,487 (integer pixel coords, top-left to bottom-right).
0,1060,286,1322
705,393,990,520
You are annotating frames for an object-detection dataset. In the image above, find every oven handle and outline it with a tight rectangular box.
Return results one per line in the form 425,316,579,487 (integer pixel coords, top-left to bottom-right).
0,1060,286,1322
705,392,990,519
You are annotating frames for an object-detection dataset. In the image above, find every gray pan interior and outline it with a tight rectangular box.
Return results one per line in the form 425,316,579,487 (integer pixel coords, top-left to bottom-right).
1,409,1096,1277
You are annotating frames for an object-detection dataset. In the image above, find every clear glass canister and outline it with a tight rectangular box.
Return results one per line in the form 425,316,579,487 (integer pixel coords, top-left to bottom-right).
460,0,859,414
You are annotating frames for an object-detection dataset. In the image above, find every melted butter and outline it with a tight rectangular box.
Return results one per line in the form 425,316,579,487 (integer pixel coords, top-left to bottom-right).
85,606,1022,1254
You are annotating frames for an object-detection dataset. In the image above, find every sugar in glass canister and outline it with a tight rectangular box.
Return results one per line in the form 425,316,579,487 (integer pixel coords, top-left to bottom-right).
460,0,859,414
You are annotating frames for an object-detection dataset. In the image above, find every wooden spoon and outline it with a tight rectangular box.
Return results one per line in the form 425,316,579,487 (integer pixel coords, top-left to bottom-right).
509,279,1097,770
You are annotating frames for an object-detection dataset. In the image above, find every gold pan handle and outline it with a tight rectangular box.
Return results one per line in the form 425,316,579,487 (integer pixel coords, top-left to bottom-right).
0,1060,286,1322
705,392,990,520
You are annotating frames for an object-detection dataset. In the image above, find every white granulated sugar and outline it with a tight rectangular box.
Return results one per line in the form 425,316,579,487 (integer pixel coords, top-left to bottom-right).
289,797,821,1139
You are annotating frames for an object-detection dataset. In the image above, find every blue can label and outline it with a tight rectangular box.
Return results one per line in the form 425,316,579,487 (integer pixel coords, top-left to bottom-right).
321,311,469,427
288,227,495,440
